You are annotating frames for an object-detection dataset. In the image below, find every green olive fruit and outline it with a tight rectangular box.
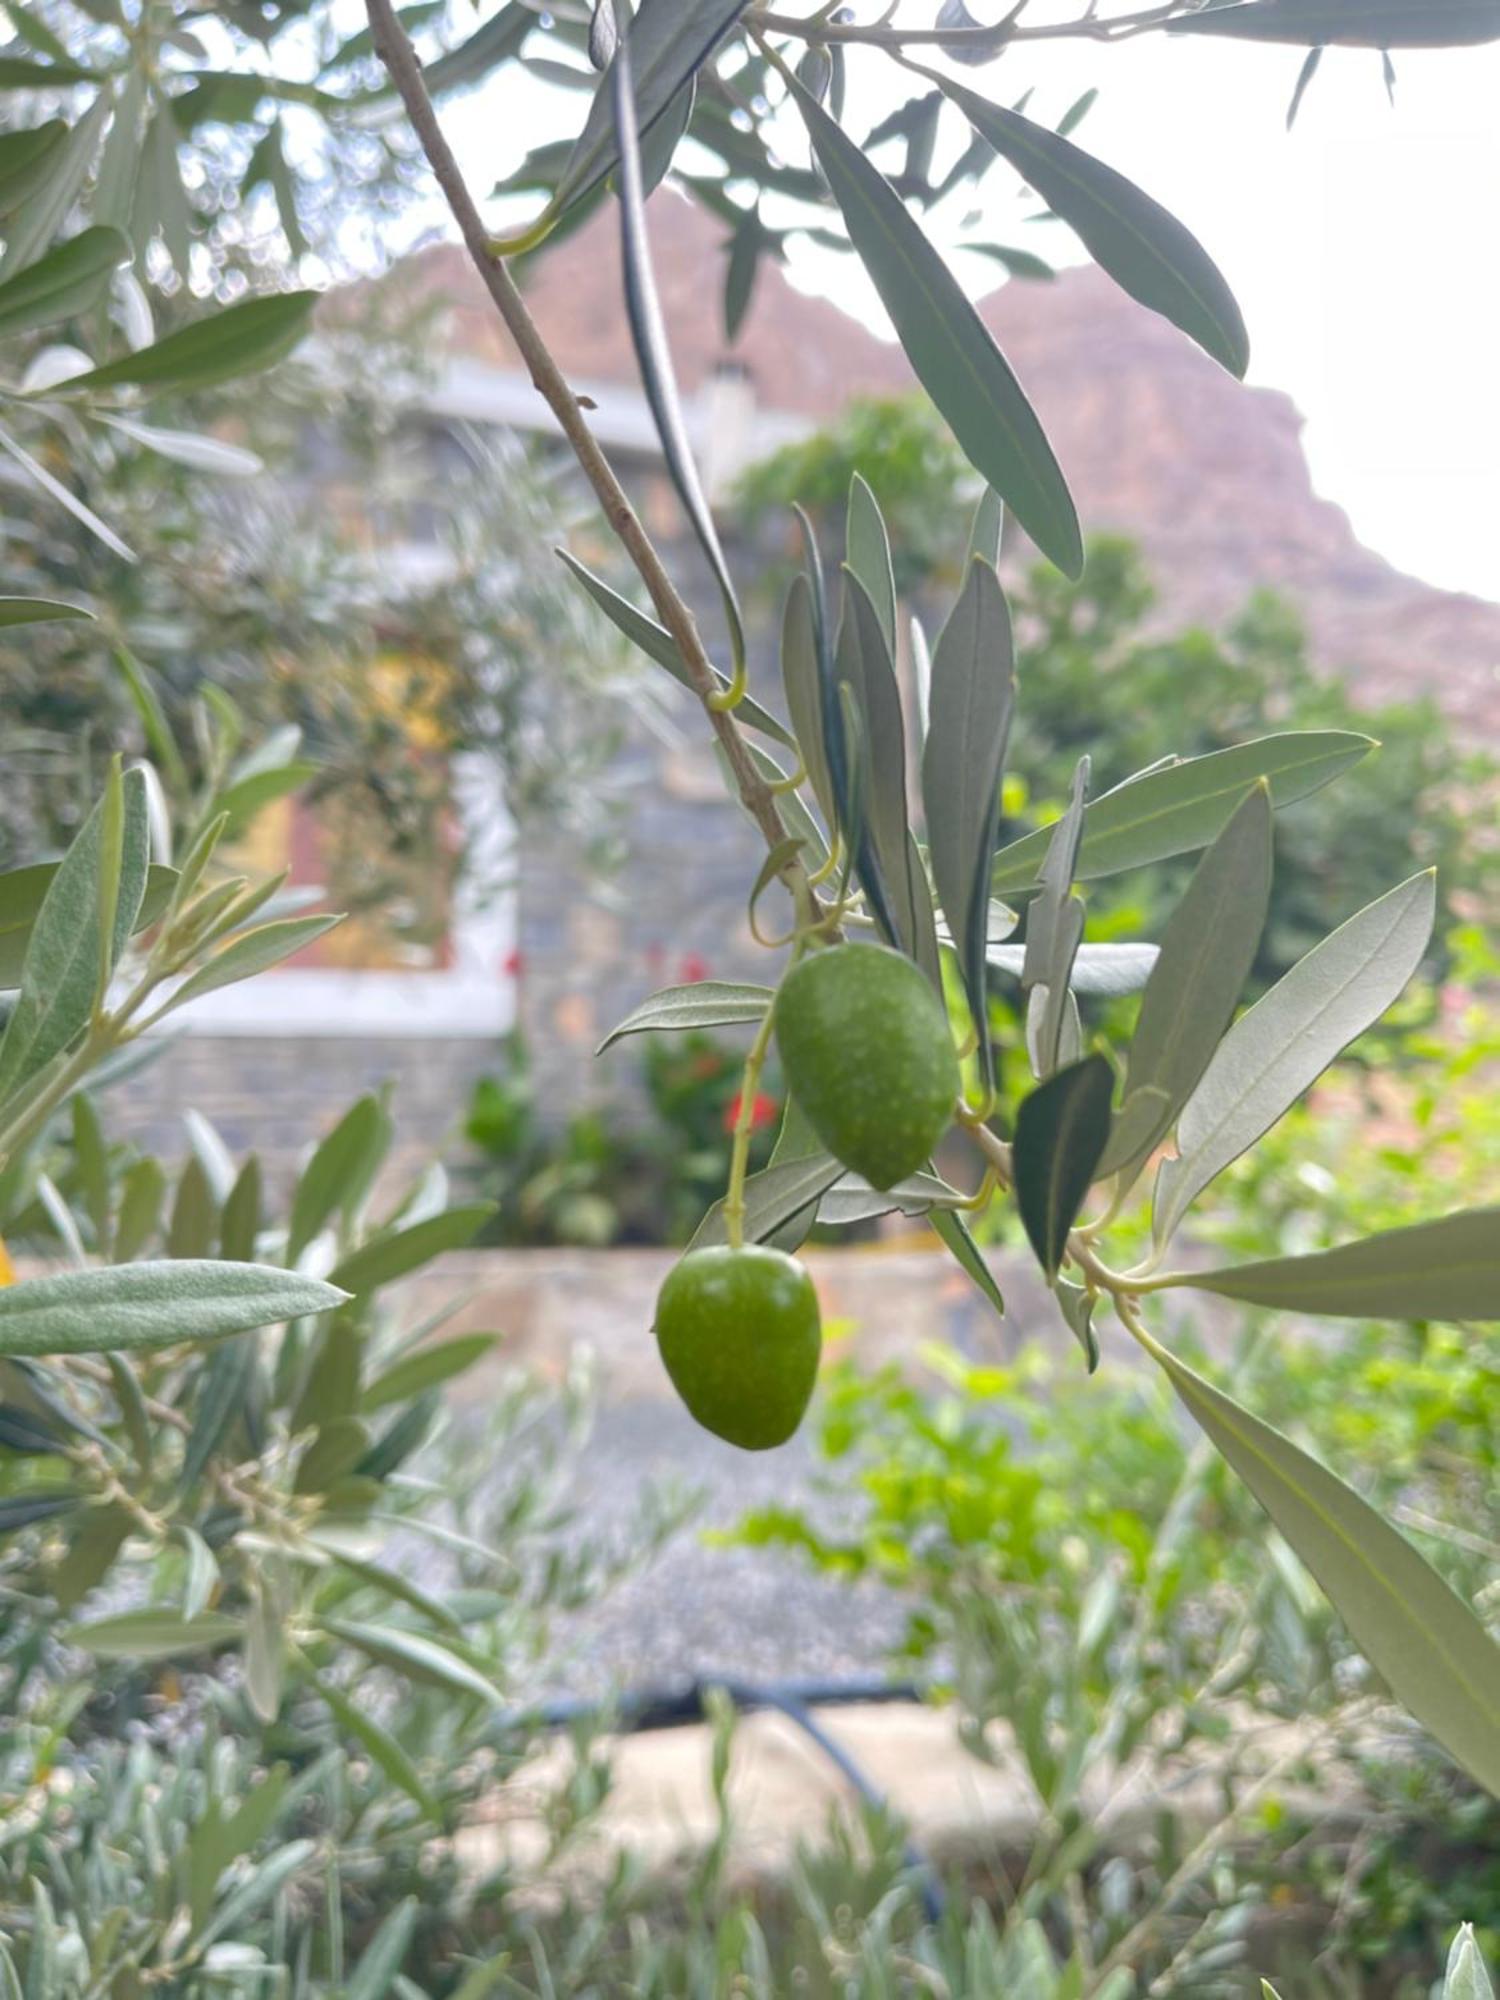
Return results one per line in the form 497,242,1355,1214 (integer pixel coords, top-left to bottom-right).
655,1245,821,1451
774,942,959,1191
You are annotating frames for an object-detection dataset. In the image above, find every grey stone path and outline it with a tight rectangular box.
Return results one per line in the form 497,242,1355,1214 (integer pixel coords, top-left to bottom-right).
531,1396,909,1700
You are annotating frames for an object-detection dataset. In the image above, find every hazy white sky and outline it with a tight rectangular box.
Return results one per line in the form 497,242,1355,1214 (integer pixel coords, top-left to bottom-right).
453,19,1500,604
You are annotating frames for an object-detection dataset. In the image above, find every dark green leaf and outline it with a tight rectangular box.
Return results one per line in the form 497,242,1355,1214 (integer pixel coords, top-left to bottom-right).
923,69,1247,375
0,1262,345,1359
990,731,1373,893
597,980,773,1052
780,570,837,828
0,1490,78,1535
724,204,763,340
52,291,316,397
1013,1055,1114,1280
0,1403,66,1453
1165,1207,1500,1321
787,67,1081,577
1154,1344,1500,1796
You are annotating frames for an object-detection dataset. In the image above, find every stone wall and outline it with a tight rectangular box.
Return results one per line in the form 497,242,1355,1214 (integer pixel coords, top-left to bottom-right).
104,1033,501,1190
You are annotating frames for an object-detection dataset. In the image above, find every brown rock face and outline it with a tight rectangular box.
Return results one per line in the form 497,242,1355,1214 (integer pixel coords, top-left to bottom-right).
386,194,1500,734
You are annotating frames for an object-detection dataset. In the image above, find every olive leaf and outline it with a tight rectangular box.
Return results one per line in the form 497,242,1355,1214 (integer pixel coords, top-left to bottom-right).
989,941,1158,997
1013,1054,1115,1280
781,570,838,827
837,570,929,966
0,121,67,219
328,1204,494,1296
556,0,749,211
1444,1927,1496,2000
1162,1207,1500,1321
922,556,1015,1071
931,1207,1006,1318
1153,1344,1500,1798
65,1609,245,1658
690,1152,845,1250
51,291,317,397
1154,870,1436,1244
919,68,1248,376
163,915,341,1014
598,981,774,1052
990,731,1372,893
0,225,127,340
611,24,746,687
561,549,791,744
0,595,93,626
785,66,1082,577
287,1094,387,1260
1099,784,1274,1181
1164,0,1500,45
0,769,150,1103
1020,754,1089,1078
845,474,898,662
0,1263,346,1359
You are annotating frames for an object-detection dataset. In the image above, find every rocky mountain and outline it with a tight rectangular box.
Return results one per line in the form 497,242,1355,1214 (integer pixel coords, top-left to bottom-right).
409,192,1500,734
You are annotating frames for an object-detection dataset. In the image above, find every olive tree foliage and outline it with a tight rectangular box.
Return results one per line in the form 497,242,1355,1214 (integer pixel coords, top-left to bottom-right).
2,0,1499,1825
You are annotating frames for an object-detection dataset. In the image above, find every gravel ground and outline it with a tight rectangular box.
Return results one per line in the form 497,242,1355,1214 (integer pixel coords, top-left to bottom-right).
511,1394,911,1703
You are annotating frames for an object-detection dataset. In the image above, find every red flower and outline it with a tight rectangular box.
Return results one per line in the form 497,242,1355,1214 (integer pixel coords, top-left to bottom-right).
723,1091,778,1134
503,948,524,977
678,952,709,984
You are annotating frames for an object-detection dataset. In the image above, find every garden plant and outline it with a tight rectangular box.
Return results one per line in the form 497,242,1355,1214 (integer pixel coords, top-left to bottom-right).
0,0,1498,1985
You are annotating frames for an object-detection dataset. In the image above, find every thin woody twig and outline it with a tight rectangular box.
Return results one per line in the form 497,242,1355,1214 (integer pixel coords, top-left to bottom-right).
364,0,809,893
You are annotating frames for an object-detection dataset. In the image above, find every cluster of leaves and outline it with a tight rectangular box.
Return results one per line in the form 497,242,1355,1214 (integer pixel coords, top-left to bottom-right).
594,432,1500,1815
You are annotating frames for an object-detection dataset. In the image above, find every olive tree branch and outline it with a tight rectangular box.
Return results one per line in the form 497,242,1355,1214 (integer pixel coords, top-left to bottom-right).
363,0,812,898
748,0,1185,52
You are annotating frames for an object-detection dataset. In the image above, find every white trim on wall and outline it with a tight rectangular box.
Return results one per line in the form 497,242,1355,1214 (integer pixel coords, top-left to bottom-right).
163,753,518,1040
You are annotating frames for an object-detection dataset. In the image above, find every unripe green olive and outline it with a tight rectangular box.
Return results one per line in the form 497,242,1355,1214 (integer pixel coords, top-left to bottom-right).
774,942,958,1190
654,1244,821,1451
